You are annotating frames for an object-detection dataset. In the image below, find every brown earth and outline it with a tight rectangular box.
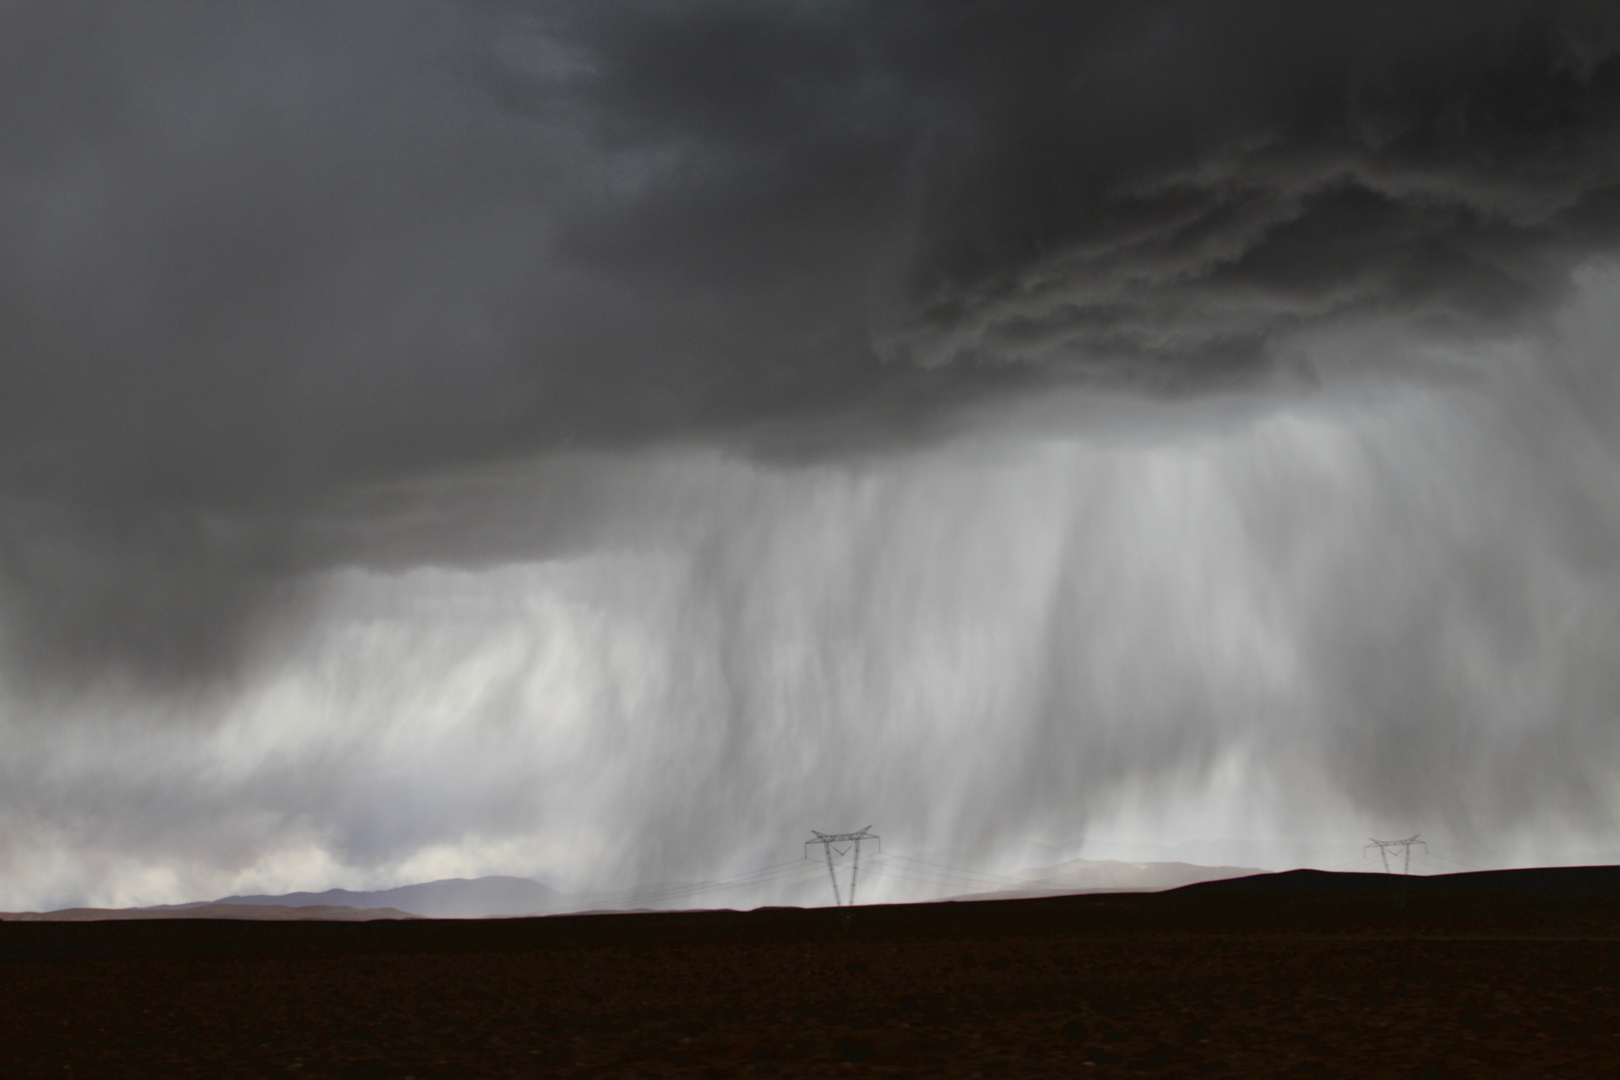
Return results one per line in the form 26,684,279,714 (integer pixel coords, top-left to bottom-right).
1,868,1616,1079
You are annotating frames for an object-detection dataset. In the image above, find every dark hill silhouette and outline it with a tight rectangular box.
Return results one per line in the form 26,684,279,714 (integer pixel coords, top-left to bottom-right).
1175,864,1620,901
8,864,1618,1079
1,863,1609,962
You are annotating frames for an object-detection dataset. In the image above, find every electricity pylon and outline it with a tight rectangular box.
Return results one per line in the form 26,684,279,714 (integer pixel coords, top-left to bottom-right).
806,827,879,908
1366,834,1426,909
1366,834,1426,875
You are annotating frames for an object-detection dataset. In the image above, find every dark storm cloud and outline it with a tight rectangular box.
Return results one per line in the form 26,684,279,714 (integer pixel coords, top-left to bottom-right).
2,0,1620,680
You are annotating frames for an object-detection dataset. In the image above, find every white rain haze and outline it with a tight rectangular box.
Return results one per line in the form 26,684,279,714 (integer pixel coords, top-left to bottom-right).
6,263,1620,910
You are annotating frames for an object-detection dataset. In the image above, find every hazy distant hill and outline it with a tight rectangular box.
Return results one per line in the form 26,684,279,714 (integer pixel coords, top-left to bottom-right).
2,903,414,922
1017,858,1269,892
202,876,566,919
923,857,1269,902
48,861,1273,923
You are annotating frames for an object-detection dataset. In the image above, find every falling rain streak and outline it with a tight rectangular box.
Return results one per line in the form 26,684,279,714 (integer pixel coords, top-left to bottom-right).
3,265,1620,909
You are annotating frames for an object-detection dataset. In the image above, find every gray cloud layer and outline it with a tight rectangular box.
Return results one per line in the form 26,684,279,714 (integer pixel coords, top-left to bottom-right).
3,3,1618,478
4,2,1620,682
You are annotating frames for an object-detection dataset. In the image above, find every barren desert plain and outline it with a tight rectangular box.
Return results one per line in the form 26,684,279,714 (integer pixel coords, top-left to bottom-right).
2,867,1617,1079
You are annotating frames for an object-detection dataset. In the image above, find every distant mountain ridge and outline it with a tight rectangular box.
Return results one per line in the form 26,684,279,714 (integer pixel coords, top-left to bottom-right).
11,859,1276,921
197,876,565,919
174,861,1271,917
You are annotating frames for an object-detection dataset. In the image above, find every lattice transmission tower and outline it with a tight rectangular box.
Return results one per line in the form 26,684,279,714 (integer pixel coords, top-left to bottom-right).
806,827,879,908
1366,834,1426,908
1366,834,1426,875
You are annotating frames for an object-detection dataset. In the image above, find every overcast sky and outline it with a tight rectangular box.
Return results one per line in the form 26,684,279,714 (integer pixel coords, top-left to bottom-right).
4,1,1620,910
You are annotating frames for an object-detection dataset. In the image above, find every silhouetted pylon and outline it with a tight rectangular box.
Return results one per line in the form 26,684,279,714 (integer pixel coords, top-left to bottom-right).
806,827,879,908
1365,834,1426,908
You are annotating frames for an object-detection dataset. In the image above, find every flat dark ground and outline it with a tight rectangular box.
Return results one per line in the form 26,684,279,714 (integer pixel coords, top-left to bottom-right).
3,867,1619,1079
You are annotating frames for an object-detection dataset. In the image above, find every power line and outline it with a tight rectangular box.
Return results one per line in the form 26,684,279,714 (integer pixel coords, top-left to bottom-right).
882,854,1071,890
859,861,1032,896
874,856,1057,894
588,857,825,910
606,860,810,905
611,847,1146,910
621,861,825,906
577,839,1526,916
861,859,994,892
1322,855,1373,872
1423,851,1491,873
584,840,1246,913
